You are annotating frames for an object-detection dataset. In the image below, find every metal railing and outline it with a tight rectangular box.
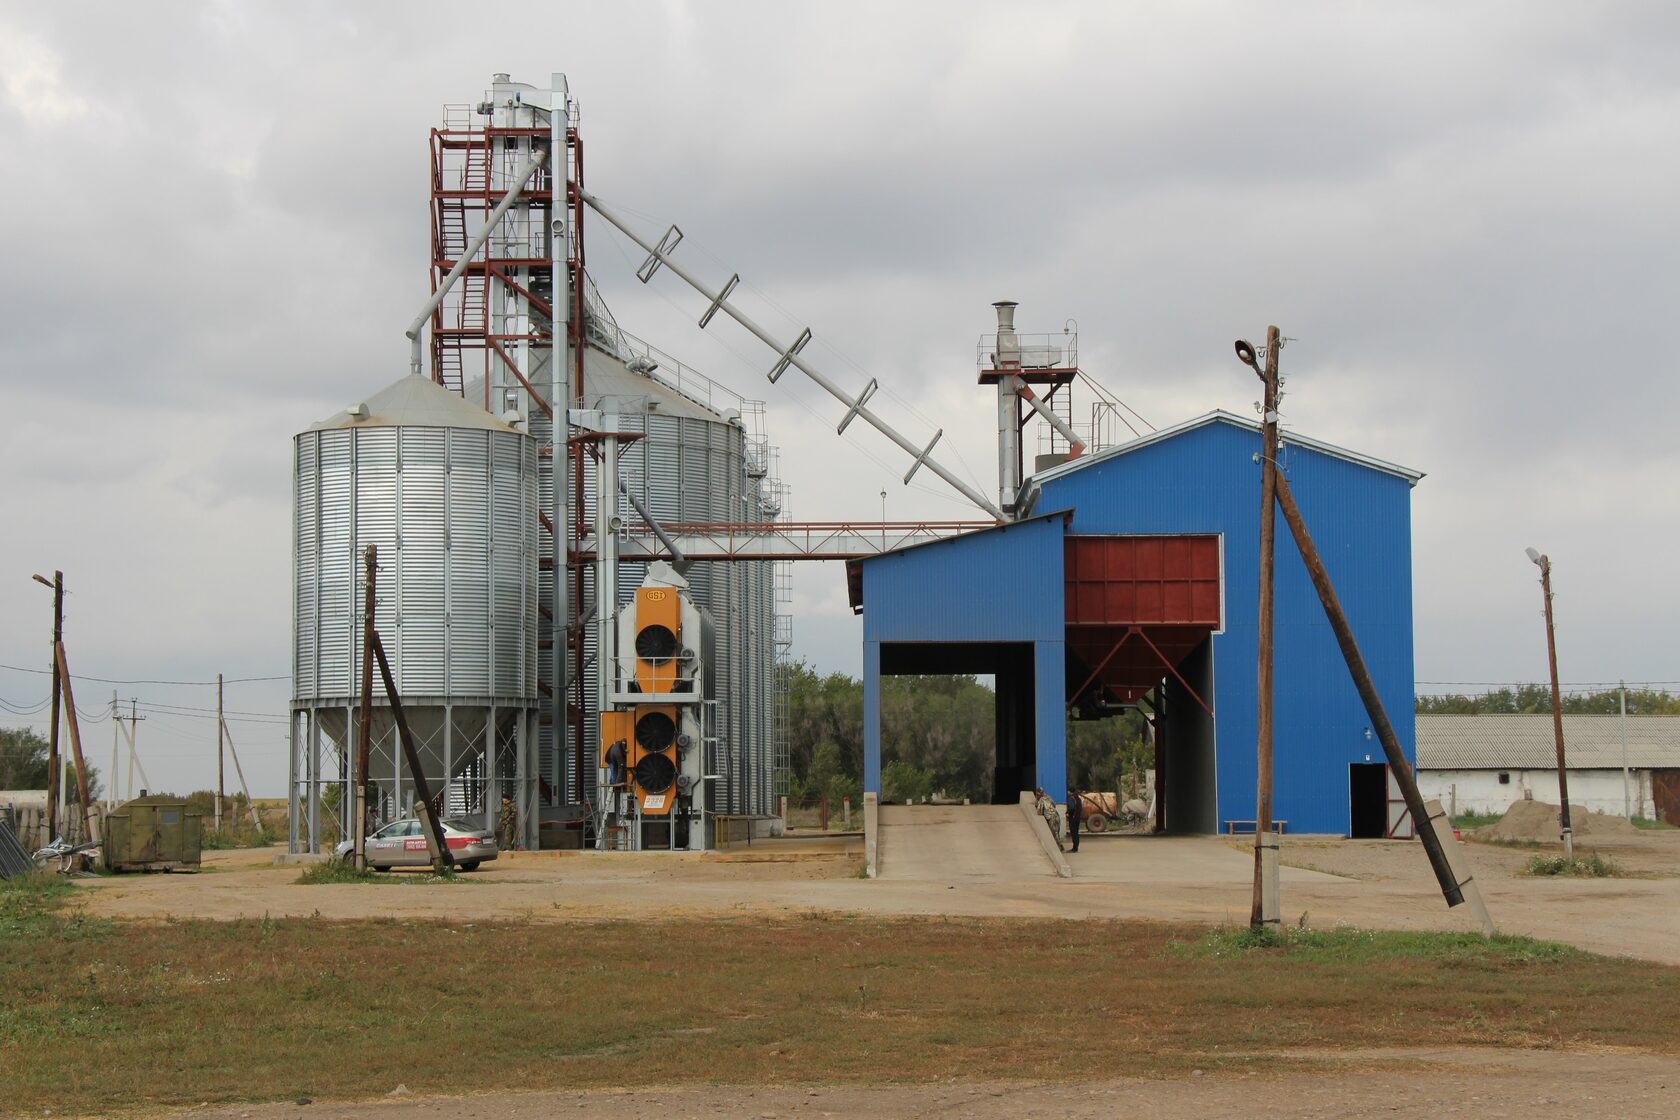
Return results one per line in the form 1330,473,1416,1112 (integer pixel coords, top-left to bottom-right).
977,331,1079,373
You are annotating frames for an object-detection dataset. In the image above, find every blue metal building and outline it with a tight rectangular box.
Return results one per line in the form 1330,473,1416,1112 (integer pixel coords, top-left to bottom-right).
850,410,1422,837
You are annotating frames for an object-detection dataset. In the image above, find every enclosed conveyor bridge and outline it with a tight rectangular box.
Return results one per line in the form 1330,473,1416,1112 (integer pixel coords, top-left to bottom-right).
589,520,996,562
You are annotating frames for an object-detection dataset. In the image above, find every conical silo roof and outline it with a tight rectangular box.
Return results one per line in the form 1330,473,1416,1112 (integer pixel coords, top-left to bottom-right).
306,373,521,433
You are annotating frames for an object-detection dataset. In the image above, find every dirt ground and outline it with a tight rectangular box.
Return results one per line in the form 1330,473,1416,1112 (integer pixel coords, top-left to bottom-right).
70,827,1680,964
189,1049,1680,1120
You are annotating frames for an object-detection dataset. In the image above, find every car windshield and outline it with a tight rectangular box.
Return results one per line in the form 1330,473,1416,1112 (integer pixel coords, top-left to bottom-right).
442,818,483,834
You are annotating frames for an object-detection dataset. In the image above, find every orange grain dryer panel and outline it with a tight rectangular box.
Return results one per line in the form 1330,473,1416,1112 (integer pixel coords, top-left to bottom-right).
634,587,681,693
628,705,679,816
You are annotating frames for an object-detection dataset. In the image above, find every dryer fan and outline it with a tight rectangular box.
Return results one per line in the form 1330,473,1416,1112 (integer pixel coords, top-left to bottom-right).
632,752,676,794
635,710,676,752
635,624,679,663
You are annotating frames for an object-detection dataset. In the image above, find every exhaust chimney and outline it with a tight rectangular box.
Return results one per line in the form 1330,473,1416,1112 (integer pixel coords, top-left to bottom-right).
993,301,1020,368
993,300,1018,334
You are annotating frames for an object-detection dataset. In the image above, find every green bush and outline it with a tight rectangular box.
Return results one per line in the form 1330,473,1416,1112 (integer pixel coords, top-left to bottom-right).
1526,853,1618,877
200,824,278,850
881,759,935,804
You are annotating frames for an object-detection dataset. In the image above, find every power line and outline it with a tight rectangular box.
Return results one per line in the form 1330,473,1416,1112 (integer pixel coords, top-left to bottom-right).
0,664,286,686
0,695,51,715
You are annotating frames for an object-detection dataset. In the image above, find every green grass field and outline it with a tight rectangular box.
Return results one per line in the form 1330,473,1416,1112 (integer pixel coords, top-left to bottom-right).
5,872,1680,1114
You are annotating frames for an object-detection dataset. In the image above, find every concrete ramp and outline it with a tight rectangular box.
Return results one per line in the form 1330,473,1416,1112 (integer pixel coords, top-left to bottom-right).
875,804,1060,881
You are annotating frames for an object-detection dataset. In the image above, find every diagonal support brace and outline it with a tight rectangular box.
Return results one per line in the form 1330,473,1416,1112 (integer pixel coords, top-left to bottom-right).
636,225,684,283
903,428,944,484
768,327,812,384
699,273,740,328
837,379,878,435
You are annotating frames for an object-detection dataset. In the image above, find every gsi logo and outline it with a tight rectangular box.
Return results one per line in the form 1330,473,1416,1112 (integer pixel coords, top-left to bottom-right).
645,590,668,601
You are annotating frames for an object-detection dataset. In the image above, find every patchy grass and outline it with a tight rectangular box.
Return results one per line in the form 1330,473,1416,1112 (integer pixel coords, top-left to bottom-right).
1182,924,1584,964
5,901,1680,1115
0,871,111,945
200,824,281,850
1451,812,1504,830
1526,853,1621,877
296,862,463,885
1632,816,1677,830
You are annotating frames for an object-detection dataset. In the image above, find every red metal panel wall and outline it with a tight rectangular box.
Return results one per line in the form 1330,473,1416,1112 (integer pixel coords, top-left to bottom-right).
1064,536,1221,627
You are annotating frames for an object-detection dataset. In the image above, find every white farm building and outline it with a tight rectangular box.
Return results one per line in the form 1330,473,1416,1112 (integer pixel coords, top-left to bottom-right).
1416,713,1680,822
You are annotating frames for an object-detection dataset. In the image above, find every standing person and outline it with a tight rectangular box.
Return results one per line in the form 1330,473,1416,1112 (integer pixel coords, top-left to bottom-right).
605,738,627,788
1066,786,1083,853
498,795,518,851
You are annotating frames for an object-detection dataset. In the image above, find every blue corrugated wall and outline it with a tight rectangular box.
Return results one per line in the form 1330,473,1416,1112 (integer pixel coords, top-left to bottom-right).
859,514,1068,797
1032,418,1417,835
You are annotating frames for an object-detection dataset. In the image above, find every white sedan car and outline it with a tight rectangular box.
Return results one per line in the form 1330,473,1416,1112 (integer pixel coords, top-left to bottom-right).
335,817,498,871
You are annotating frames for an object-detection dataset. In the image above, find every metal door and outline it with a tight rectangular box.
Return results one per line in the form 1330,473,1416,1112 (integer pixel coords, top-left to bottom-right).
156,807,183,861
1386,767,1416,838
1652,770,1680,825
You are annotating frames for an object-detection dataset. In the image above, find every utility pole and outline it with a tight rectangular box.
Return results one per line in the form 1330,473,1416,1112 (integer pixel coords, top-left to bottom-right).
216,673,226,833
1621,681,1630,819
1235,329,1282,931
31,572,63,841
110,691,120,810
122,699,148,800
1526,548,1572,859
352,545,377,872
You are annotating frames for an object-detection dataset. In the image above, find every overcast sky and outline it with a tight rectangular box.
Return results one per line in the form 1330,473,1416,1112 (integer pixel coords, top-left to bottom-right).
2,1,1676,798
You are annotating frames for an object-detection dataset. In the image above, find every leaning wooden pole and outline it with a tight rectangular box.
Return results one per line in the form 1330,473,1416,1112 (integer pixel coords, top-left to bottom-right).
371,631,453,874
54,642,99,846
218,716,265,831
1272,472,1493,933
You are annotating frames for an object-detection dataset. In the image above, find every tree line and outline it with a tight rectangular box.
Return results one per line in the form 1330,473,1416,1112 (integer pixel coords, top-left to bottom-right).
1414,685,1680,715
782,661,1149,806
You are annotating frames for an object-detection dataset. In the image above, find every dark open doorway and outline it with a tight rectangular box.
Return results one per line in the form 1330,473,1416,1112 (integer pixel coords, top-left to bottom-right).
1349,763,1388,838
879,642,1036,805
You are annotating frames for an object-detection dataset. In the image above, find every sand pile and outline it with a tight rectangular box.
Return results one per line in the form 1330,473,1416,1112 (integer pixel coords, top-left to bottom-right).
1479,799,1640,843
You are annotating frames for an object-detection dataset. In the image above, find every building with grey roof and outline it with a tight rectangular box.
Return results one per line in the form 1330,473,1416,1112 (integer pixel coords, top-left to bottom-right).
1416,713,1680,821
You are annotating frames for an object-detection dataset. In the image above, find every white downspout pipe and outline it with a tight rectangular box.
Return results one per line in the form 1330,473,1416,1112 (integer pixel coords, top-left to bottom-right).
405,149,550,377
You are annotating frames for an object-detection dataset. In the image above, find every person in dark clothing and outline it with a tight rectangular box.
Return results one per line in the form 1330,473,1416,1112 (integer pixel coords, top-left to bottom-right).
1066,787,1083,852
605,738,628,787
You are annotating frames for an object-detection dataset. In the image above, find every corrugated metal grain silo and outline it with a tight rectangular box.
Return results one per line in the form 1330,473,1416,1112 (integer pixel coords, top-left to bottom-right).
290,373,540,848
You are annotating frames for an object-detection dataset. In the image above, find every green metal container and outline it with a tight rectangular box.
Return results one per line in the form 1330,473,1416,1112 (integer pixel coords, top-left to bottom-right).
103,795,203,872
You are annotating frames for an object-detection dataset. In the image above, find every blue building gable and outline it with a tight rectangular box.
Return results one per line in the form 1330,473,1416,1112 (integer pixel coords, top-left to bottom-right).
1028,414,1419,835
857,512,1069,801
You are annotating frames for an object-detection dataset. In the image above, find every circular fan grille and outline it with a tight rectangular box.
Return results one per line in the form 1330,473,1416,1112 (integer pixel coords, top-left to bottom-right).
635,624,679,663
635,710,676,752
632,752,676,794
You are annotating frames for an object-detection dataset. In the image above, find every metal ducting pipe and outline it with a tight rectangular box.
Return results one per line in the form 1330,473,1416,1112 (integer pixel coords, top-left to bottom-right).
619,477,688,571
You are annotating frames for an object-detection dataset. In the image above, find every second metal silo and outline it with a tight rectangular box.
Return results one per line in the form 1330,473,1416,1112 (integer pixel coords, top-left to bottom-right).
574,304,783,821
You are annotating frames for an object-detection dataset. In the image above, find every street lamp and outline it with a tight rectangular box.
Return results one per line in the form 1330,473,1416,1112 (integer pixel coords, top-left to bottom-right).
1527,547,1573,859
